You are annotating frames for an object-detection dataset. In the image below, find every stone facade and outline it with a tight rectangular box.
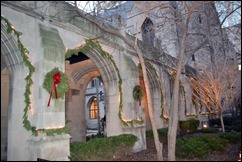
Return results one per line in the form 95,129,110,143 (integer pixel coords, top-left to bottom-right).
1,1,240,161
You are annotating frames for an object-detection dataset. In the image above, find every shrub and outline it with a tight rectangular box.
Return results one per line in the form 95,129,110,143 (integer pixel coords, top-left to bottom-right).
201,127,219,133
223,116,241,125
176,134,229,159
176,136,210,158
146,129,153,138
179,119,200,133
225,124,241,132
157,127,168,142
70,134,138,161
209,118,221,127
146,127,168,143
209,116,241,127
218,131,241,144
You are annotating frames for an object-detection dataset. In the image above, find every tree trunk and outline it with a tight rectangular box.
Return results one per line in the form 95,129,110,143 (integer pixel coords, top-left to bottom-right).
74,6,164,161
135,47,163,161
168,12,189,162
167,2,201,160
219,107,225,133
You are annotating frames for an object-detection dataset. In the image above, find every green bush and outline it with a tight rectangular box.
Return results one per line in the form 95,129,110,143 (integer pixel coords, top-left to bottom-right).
70,134,138,161
146,127,168,142
176,134,229,159
176,136,210,158
180,121,190,130
198,135,228,151
179,119,200,133
225,124,241,132
157,127,168,142
201,127,219,133
209,116,241,127
209,118,221,127
218,131,241,144
223,116,241,126
146,129,153,138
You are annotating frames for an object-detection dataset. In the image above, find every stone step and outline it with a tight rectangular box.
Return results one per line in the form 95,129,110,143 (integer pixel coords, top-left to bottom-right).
86,129,98,136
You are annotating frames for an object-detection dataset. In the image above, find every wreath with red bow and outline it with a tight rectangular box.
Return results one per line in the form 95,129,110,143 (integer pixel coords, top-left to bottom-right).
132,85,143,105
43,67,69,106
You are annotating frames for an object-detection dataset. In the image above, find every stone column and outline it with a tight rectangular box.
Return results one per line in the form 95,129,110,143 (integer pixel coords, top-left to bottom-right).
28,23,70,161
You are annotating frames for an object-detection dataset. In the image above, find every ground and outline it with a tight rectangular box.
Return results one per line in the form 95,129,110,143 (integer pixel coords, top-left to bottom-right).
113,135,241,161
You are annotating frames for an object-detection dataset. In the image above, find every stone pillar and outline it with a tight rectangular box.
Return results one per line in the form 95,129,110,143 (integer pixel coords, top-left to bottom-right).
27,23,70,160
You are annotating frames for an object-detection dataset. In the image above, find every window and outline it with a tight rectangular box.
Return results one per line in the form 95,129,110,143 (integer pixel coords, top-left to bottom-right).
141,18,155,47
192,54,195,61
89,98,98,119
91,79,95,87
198,14,202,24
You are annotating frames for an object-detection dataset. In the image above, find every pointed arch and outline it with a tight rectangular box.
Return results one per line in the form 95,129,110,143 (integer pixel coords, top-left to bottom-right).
141,17,155,47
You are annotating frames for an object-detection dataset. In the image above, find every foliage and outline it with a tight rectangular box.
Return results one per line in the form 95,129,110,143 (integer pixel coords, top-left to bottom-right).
132,85,143,101
66,39,144,127
69,134,138,161
209,115,241,128
176,134,228,158
143,62,167,121
1,15,37,135
201,127,219,133
146,127,168,143
42,67,69,99
179,119,200,133
2,16,71,136
225,124,241,132
218,131,241,144
223,116,241,125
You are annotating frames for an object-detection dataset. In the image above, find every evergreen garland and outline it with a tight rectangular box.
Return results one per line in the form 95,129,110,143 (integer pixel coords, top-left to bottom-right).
144,62,168,120
66,40,144,127
1,15,36,134
2,16,70,136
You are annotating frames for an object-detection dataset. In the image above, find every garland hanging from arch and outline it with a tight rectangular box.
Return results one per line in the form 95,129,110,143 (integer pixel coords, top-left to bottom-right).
66,40,144,127
43,67,69,106
2,15,70,136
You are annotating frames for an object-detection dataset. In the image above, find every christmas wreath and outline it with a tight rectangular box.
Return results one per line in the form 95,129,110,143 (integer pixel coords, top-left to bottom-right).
132,85,143,102
43,67,69,106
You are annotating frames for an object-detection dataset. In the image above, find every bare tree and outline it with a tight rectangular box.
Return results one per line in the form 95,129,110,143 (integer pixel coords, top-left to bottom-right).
190,57,241,133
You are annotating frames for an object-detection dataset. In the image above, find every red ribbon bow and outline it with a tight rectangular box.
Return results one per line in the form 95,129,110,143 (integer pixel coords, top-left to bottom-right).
137,86,141,106
47,72,61,107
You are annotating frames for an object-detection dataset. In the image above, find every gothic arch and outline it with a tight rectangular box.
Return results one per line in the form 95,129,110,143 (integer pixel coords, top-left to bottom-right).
141,63,164,129
141,17,155,47
66,44,120,141
1,20,28,161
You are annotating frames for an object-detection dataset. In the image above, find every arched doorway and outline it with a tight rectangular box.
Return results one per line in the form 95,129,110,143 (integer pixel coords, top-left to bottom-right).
65,48,118,142
1,19,28,161
85,77,106,138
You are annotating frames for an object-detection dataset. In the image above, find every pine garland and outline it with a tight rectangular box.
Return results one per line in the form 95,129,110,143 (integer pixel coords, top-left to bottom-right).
1,15,36,134
66,40,144,127
2,16,70,136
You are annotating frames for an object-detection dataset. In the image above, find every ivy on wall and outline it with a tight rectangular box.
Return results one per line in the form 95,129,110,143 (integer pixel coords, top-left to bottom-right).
66,40,144,127
1,16,70,136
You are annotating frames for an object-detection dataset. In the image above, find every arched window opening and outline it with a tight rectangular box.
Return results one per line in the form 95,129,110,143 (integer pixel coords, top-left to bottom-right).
89,97,98,119
141,17,155,47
